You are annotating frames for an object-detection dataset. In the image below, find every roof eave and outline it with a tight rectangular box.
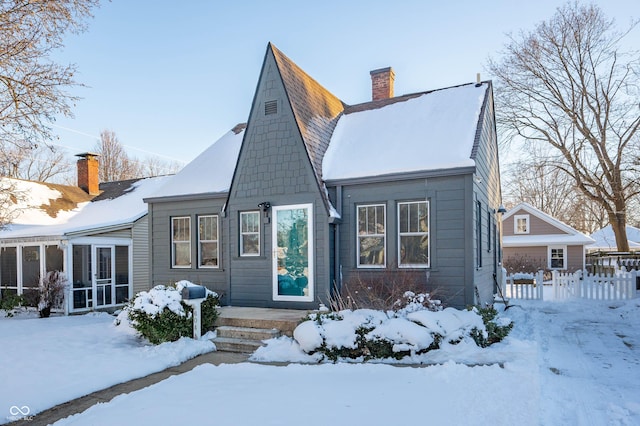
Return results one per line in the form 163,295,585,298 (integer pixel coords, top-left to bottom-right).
324,166,476,186
145,191,229,204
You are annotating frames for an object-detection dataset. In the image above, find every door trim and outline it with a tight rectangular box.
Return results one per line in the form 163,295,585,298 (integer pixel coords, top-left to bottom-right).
272,203,314,302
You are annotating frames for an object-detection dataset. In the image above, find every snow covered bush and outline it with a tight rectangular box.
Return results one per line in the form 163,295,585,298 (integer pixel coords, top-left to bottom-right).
294,304,512,362
38,271,67,318
469,306,514,348
116,281,219,344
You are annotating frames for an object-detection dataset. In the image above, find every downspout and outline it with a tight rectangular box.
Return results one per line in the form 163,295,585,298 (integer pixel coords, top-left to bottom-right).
334,185,342,295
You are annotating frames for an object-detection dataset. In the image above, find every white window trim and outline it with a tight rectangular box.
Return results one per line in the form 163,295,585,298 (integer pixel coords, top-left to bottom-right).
356,204,386,268
198,215,219,269
240,211,261,257
514,214,530,234
397,201,430,268
171,216,191,268
272,203,314,302
548,245,567,270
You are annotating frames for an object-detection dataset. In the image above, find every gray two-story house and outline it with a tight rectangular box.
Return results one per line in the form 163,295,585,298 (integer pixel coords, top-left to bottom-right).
145,43,503,309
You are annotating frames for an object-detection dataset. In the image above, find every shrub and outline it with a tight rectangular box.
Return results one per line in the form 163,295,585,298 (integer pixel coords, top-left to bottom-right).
295,304,512,362
117,282,219,344
333,268,441,311
503,254,546,275
469,306,514,348
0,292,25,317
38,271,67,318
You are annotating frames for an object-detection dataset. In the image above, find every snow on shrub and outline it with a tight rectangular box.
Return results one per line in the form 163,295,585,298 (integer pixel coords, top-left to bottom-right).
293,303,513,362
115,281,219,345
512,272,535,280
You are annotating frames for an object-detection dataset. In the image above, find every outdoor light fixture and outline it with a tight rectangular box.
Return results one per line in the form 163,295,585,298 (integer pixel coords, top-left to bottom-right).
258,202,271,212
497,205,507,214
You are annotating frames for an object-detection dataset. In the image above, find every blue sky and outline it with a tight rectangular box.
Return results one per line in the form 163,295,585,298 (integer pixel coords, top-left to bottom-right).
51,0,640,167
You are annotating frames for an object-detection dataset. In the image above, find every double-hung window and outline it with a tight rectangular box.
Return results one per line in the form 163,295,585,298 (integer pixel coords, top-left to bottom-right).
357,204,386,267
198,215,219,267
548,246,567,269
240,211,260,256
398,201,429,267
172,217,191,268
514,214,530,234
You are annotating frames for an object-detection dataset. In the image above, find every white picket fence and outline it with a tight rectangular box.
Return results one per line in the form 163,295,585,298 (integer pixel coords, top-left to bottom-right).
552,270,637,301
503,271,545,300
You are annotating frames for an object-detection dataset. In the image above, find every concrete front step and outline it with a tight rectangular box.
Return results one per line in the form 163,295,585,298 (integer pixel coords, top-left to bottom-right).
216,325,281,341
216,307,309,337
212,336,264,353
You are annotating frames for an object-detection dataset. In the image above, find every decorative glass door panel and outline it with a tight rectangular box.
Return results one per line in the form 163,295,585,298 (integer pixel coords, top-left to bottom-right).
95,246,114,306
272,204,313,301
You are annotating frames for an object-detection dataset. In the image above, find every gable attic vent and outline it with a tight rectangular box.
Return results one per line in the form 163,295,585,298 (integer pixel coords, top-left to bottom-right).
264,100,278,115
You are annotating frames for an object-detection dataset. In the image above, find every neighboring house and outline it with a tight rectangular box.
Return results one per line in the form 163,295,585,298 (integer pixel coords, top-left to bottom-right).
0,153,169,314
588,225,640,253
145,43,502,309
502,202,595,272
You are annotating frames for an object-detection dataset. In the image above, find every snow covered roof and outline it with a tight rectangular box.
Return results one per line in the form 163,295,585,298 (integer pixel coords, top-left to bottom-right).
502,202,594,247
322,83,487,181
588,225,640,251
0,175,171,240
146,126,245,200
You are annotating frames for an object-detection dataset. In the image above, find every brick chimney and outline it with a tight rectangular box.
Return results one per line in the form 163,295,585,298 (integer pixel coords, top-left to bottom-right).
370,67,395,101
76,152,100,195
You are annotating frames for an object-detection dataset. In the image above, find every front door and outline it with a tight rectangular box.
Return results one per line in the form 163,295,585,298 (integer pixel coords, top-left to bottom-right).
94,246,115,307
272,204,313,302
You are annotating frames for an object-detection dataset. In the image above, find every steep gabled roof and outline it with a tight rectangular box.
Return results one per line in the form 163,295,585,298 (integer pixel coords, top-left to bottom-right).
270,43,345,185
502,202,594,247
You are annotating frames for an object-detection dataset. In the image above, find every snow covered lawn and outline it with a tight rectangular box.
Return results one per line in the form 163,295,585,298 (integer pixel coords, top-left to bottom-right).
3,297,640,425
0,311,214,424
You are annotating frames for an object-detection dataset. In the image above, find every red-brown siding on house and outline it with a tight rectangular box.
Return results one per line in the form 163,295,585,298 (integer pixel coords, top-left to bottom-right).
503,208,569,237
503,244,584,272
566,245,585,271
503,246,548,271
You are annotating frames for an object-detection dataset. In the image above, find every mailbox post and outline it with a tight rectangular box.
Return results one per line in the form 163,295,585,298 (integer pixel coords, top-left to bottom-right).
181,285,207,339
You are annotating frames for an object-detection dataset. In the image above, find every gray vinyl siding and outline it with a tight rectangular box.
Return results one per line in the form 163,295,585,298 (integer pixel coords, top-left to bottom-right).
334,175,473,308
148,197,228,302
132,216,149,295
225,50,329,309
470,85,502,307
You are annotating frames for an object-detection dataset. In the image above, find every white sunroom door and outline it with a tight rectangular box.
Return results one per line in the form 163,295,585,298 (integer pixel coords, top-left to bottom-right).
94,246,115,307
272,204,313,302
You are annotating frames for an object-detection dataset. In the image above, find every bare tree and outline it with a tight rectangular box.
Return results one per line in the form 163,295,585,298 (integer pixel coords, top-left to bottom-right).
503,152,608,234
0,144,71,182
489,2,640,251
0,178,24,229
143,155,182,177
94,130,144,182
0,1,101,151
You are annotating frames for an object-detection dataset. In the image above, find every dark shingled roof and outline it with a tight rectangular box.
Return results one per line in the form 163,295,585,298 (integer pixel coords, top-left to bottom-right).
270,44,346,185
92,178,144,202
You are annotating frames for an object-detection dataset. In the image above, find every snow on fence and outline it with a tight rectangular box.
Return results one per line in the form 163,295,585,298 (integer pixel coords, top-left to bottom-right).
504,271,544,300
552,270,637,301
